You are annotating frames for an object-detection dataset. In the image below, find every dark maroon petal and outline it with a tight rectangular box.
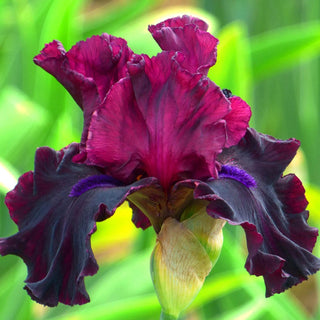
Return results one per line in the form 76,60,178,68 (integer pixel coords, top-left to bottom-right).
86,52,230,188
149,15,218,75
0,143,156,306
223,95,251,148
219,128,302,184
206,179,319,296
34,35,133,147
181,128,320,296
129,202,152,230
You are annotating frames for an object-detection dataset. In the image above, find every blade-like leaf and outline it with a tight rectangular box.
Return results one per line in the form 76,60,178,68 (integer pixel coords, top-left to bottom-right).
82,0,159,37
0,86,49,169
0,158,18,194
0,263,32,320
251,22,320,80
208,22,252,102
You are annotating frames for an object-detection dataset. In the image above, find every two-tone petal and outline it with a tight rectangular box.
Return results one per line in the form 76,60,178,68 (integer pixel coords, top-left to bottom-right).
0,144,156,306
180,128,320,296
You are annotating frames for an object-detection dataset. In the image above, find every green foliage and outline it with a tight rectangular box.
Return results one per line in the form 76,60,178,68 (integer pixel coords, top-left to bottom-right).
0,0,319,320
250,22,320,81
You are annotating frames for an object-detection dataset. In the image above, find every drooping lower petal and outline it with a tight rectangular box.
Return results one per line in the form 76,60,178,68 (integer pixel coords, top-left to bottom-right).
149,15,219,75
179,128,320,296
0,143,156,306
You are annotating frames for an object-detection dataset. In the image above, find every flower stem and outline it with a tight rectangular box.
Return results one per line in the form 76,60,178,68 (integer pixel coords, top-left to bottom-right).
160,311,179,320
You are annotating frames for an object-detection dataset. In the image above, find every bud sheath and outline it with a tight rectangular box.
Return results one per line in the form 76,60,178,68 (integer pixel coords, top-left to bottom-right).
150,212,225,319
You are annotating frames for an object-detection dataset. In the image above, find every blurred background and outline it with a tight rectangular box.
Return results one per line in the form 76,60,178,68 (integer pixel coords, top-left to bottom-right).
0,0,320,319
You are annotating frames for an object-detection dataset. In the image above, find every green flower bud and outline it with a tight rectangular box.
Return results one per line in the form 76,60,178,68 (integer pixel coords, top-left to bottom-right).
150,209,225,319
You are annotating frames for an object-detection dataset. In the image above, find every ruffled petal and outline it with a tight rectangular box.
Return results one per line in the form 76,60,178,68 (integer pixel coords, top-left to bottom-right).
86,52,230,188
149,15,218,75
219,128,302,184
223,95,251,148
34,35,133,146
179,128,320,296
0,143,156,306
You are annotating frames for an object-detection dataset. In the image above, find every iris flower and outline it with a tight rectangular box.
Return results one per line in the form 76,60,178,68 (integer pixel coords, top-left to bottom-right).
1,15,319,318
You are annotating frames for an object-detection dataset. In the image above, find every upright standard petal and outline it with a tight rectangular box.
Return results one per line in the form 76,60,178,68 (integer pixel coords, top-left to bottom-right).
85,52,230,189
149,15,219,75
0,143,156,306
34,35,133,146
183,128,320,296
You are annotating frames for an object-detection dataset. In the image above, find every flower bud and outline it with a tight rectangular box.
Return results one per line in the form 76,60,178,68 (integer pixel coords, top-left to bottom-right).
150,210,225,319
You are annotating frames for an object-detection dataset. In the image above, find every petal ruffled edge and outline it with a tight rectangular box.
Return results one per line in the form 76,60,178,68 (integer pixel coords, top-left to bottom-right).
0,143,157,306
175,128,320,296
34,35,133,149
149,15,219,75
223,95,251,148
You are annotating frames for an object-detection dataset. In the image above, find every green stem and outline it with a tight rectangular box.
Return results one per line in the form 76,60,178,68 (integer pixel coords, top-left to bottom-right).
160,311,179,320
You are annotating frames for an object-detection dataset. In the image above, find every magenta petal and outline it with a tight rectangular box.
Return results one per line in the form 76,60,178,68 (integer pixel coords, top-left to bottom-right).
0,143,156,306
223,95,251,148
66,34,132,102
86,52,230,188
129,53,230,186
151,15,209,31
85,77,148,183
149,15,218,75
34,35,133,146
34,40,97,111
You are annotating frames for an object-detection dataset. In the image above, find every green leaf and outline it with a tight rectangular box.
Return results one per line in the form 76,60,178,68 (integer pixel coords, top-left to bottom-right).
46,109,82,150
42,250,159,320
0,263,32,320
0,158,18,194
45,294,160,320
33,0,84,117
208,22,252,102
0,86,49,169
82,0,159,38
305,184,320,223
11,0,38,95
251,22,320,80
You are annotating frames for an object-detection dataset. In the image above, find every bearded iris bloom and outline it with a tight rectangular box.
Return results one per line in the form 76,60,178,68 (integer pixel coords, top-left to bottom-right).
0,15,319,318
